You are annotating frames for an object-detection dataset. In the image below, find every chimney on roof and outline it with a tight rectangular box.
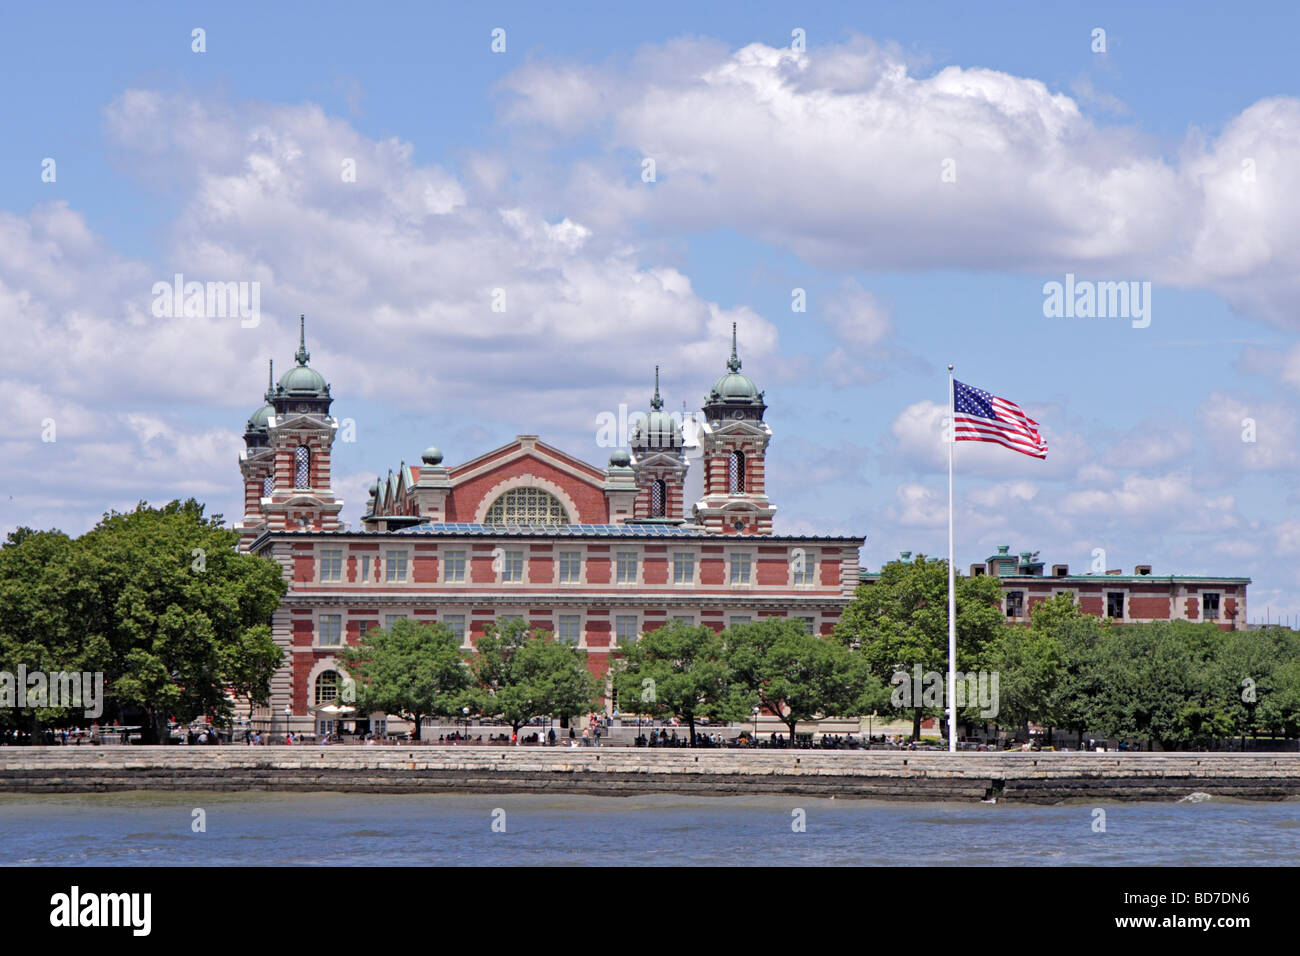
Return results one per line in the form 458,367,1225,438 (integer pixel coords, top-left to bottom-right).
1134,565,1152,576
1105,569,1122,576
1053,564,1069,577
970,563,985,577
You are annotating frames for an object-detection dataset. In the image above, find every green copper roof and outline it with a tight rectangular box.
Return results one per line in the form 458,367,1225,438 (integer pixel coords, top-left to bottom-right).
276,315,330,399
707,323,762,404
244,360,275,438
246,404,274,430
632,365,683,449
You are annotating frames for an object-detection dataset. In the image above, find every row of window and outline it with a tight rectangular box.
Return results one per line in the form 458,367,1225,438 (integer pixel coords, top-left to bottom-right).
313,613,817,647
316,548,818,586
1004,590,1224,620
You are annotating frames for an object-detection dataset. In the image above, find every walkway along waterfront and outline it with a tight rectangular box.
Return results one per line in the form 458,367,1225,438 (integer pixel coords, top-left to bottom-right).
4,748,1300,802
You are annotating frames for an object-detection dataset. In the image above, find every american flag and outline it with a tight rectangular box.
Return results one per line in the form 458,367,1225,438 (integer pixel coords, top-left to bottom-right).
953,379,1048,459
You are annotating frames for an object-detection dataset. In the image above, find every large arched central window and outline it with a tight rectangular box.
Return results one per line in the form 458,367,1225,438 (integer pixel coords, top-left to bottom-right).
484,486,570,525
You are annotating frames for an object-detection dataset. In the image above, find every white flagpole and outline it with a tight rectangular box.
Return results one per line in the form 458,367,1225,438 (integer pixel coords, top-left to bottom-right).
947,364,957,753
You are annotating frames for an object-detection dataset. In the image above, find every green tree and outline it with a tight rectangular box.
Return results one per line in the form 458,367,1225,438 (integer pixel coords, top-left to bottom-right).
726,619,863,744
611,621,742,746
0,501,285,741
834,556,1003,740
1084,621,1232,750
340,619,469,740
467,617,600,736
982,618,1065,740
1039,603,1106,748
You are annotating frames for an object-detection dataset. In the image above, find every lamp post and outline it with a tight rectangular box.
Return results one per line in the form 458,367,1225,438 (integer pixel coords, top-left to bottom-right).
283,704,291,743
462,706,470,744
752,706,759,743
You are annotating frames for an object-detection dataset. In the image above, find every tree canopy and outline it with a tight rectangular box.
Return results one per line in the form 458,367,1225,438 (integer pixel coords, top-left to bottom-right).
611,620,744,744
339,619,469,740
833,556,1003,739
466,617,601,734
726,619,869,741
0,500,285,740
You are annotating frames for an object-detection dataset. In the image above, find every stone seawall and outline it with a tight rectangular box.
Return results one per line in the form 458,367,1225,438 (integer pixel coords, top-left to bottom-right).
4,748,1300,802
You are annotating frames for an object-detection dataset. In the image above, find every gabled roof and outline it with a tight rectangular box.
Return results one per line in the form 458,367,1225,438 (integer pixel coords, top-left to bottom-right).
448,435,606,483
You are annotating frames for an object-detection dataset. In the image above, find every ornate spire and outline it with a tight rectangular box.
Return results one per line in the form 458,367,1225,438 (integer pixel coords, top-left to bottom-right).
295,314,310,366
265,359,274,401
650,365,664,410
727,322,741,373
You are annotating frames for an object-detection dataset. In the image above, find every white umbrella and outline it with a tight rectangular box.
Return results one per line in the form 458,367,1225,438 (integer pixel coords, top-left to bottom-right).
310,703,357,716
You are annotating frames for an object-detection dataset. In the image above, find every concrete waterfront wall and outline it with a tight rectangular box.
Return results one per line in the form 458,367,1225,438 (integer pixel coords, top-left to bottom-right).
4,748,1300,802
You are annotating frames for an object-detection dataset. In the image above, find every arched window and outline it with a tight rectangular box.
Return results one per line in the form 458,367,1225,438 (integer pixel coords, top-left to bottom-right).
294,446,311,489
314,670,340,705
484,486,570,525
651,479,666,517
728,450,745,494
261,475,273,497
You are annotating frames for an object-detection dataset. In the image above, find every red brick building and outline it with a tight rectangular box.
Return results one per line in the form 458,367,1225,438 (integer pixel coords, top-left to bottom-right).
861,545,1250,630
237,321,863,735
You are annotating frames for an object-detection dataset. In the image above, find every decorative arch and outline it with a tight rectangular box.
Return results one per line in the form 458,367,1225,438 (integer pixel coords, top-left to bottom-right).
305,657,350,708
472,474,578,525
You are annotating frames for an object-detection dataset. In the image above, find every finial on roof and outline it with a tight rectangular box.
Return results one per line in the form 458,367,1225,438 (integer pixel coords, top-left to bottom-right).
265,359,274,400
727,322,741,373
295,314,310,366
650,365,664,410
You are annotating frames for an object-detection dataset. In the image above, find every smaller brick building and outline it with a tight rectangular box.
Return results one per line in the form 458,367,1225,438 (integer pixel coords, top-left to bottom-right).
861,544,1249,630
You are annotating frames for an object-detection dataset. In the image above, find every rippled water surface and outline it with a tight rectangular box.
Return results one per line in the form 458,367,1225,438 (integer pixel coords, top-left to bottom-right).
2,792,1297,865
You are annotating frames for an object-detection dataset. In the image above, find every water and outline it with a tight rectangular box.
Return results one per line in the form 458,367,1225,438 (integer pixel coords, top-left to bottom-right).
2,792,1298,866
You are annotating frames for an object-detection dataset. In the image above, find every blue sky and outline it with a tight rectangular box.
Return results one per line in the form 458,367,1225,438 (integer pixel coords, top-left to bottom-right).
3,1,1300,621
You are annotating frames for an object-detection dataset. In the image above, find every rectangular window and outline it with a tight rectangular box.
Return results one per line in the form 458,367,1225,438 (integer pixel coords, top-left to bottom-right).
319,549,342,582
384,614,405,629
729,553,752,585
796,616,815,635
673,552,695,584
729,616,751,627
1106,591,1125,619
1005,591,1024,618
385,551,408,582
443,550,466,583
615,615,639,644
1203,592,1220,620
672,615,694,626
792,552,814,585
557,615,581,644
443,614,467,643
501,550,524,583
357,620,378,639
558,551,582,583
617,550,638,584
318,614,342,646
359,555,371,581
